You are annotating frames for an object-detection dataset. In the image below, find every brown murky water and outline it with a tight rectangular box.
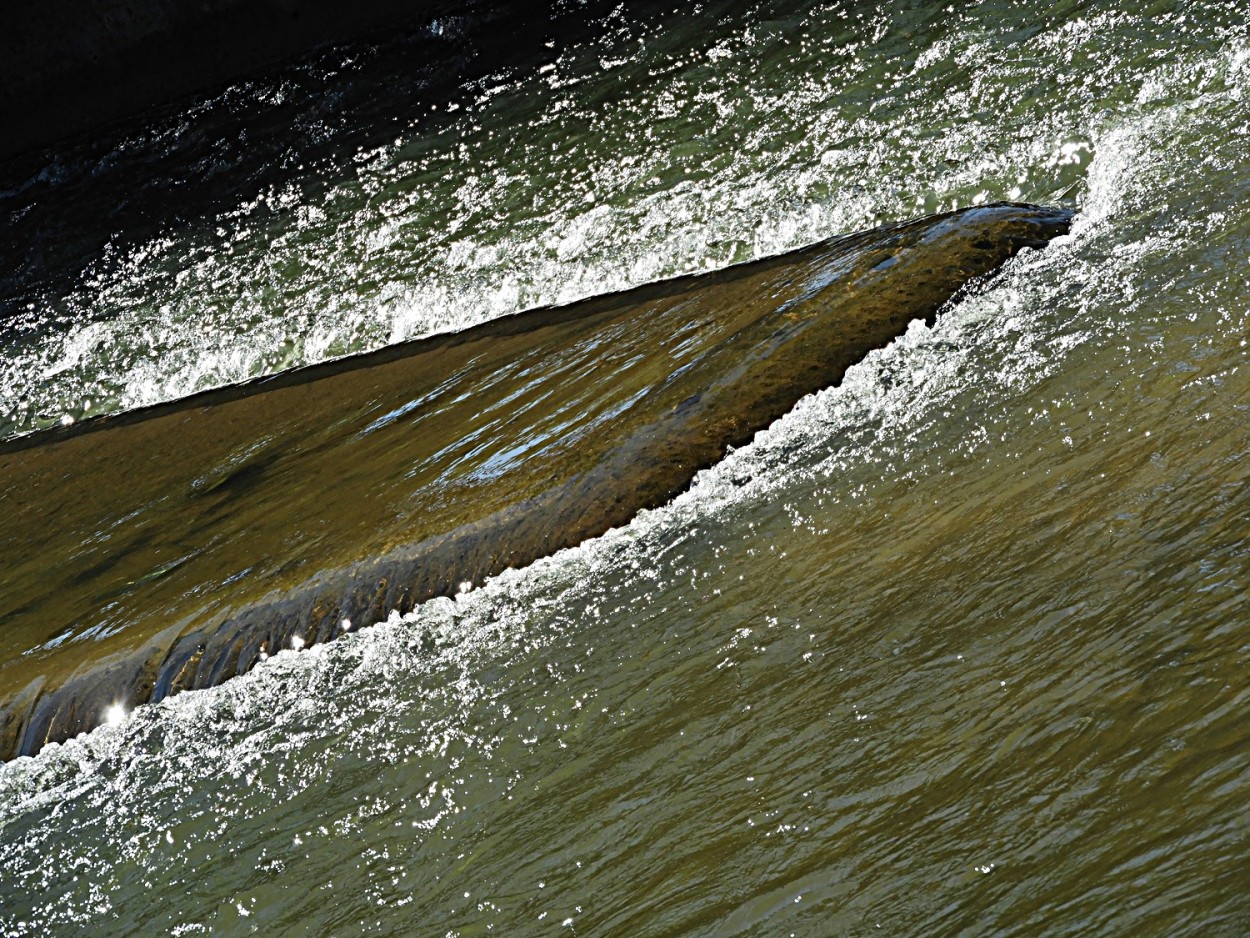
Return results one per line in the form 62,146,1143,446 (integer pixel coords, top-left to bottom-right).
0,204,1069,758
2,203,1075,755
1,0,1249,934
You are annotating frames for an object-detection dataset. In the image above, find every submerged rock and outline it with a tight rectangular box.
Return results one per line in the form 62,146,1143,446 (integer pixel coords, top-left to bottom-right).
0,203,1071,760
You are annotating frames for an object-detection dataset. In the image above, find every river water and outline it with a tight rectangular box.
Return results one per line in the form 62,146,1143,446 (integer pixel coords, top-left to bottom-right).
1,0,1248,933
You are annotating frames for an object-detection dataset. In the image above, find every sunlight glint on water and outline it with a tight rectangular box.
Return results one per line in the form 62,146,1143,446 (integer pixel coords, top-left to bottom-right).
2,0,1250,935
8,0,1229,435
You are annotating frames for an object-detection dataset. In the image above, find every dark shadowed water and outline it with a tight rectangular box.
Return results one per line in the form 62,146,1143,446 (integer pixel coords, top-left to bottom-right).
2,0,1249,934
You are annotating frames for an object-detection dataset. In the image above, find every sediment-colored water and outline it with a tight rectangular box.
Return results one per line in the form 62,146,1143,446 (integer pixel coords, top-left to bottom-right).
0,203,1070,759
2,0,1248,934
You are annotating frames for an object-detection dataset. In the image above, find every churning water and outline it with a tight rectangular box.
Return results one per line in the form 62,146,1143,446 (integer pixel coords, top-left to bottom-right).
2,0,1249,933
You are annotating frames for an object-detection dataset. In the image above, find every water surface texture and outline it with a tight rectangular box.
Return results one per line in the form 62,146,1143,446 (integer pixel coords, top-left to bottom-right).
0,203,1069,759
2,0,1249,934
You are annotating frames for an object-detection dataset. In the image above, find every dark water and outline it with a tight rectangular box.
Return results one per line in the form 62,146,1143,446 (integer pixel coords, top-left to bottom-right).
2,0,1249,934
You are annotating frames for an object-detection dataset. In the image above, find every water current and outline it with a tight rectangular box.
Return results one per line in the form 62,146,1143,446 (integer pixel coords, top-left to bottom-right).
2,0,1249,933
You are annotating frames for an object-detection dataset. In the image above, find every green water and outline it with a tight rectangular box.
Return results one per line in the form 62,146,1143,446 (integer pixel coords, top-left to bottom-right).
2,0,1249,933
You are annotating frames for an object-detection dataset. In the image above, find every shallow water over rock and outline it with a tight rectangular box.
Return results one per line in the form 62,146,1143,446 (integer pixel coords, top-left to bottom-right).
1,0,1249,934
0,204,1070,760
